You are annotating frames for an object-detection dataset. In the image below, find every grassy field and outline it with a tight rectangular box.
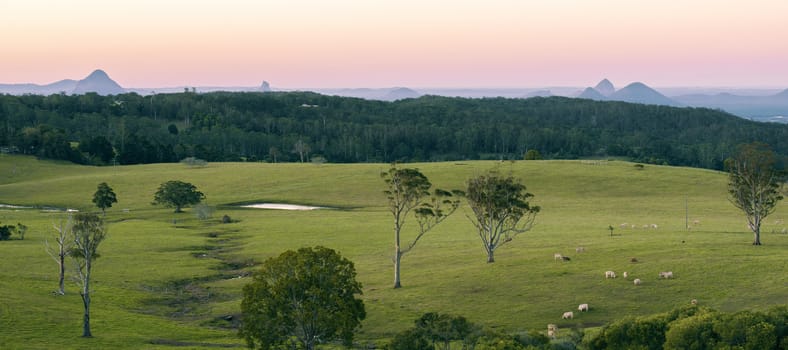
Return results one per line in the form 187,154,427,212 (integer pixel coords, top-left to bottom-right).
0,154,786,349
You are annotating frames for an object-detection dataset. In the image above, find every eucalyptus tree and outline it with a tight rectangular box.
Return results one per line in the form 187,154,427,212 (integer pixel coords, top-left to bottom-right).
382,165,462,288
727,142,784,245
465,171,540,263
71,213,107,337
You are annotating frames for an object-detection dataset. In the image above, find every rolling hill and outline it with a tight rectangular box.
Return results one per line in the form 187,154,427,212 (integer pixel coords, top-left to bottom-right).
0,155,785,348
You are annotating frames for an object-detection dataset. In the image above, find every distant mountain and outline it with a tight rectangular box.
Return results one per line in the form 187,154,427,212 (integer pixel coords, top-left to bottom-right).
524,90,553,98
0,69,124,95
594,79,615,96
72,70,125,95
577,87,608,101
382,87,421,101
610,82,682,106
0,79,78,95
673,89,788,121
260,81,272,92
316,87,421,101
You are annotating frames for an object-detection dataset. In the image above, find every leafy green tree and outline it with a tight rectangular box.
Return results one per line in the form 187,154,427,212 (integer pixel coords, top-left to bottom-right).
726,142,784,245
239,246,365,350
388,328,432,350
0,222,16,240
70,213,107,338
524,149,542,160
16,223,27,240
381,165,462,288
79,136,115,164
152,180,205,213
465,171,540,263
92,182,117,216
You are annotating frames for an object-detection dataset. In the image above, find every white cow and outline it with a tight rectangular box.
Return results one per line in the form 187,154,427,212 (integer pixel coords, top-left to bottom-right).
605,270,617,279
562,311,574,319
578,303,589,312
634,278,642,285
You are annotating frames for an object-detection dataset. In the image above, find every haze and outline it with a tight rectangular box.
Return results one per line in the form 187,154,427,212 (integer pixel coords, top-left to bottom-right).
2,0,788,88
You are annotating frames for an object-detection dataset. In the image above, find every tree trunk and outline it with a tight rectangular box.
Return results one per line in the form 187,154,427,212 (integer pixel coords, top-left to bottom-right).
487,248,495,263
81,292,92,337
58,254,65,295
393,250,402,289
753,228,762,245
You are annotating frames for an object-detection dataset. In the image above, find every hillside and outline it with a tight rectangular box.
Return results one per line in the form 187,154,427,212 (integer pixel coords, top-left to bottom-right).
0,156,786,348
2,92,786,170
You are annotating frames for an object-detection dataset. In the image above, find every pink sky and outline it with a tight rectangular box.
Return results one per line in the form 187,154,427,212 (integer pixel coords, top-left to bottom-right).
2,0,788,88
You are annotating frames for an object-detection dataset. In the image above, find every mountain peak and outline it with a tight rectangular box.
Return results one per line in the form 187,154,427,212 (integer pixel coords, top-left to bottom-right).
611,82,681,106
72,69,124,95
85,69,110,79
594,79,615,96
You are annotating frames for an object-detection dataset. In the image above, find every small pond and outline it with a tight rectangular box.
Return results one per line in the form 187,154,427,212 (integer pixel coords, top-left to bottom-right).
240,203,325,211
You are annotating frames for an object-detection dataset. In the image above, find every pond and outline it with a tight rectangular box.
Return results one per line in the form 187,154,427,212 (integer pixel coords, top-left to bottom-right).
240,203,325,211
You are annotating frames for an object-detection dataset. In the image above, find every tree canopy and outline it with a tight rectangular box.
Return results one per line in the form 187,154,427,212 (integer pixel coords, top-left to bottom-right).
1,92,786,169
726,142,784,245
465,171,540,263
92,182,117,215
239,246,365,350
152,180,205,213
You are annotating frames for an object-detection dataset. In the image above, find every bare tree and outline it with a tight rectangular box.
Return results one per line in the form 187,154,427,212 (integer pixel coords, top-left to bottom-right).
71,213,107,337
293,139,310,163
727,142,784,245
465,171,540,263
46,217,73,295
382,165,462,288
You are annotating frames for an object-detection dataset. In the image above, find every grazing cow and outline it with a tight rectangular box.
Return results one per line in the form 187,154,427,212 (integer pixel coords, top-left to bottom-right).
547,329,556,338
623,271,628,279
575,246,585,253
578,303,589,312
605,270,616,279
561,256,571,261
634,278,642,285
691,299,698,305
554,253,563,261
562,311,574,319
659,271,674,279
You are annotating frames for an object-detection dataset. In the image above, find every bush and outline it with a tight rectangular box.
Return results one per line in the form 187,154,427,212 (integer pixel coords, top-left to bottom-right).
0,223,15,240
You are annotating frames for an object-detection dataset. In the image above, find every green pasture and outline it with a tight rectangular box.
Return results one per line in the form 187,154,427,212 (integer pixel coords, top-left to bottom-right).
0,154,786,349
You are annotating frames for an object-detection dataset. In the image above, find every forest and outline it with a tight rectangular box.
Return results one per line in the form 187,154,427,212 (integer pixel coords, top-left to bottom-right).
1,91,786,169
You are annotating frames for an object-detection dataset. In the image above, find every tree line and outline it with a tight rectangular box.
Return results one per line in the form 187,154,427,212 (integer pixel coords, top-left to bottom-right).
2,91,787,169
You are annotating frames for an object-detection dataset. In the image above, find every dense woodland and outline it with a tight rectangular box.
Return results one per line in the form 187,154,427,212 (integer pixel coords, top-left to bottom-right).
1,91,786,169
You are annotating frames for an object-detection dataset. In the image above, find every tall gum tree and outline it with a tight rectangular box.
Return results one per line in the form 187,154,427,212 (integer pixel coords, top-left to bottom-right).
71,213,106,337
382,165,462,288
727,142,784,245
465,171,540,263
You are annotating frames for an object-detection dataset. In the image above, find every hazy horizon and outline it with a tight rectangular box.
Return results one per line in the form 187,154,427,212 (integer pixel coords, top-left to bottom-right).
3,1,788,89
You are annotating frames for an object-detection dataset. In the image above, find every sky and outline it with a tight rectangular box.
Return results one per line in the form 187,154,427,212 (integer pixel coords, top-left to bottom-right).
2,0,788,88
